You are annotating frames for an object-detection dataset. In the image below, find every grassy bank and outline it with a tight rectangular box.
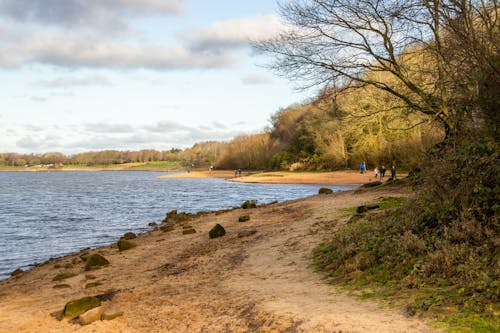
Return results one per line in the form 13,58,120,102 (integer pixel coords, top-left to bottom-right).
313,180,499,333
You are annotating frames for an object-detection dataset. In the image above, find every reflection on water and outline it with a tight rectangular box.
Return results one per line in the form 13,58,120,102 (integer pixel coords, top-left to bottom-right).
0,171,352,280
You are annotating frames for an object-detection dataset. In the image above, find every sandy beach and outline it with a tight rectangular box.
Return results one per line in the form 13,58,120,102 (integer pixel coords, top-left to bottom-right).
0,172,435,333
157,170,386,185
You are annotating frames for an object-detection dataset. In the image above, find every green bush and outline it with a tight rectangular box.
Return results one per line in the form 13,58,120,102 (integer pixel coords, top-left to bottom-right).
313,139,499,326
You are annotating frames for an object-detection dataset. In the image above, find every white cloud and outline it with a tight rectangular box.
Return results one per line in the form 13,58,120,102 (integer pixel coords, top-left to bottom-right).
10,120,248,153
34,75,112,88
0,31,235,69
0,0,183,31
83,123,134,134
185,15,287,50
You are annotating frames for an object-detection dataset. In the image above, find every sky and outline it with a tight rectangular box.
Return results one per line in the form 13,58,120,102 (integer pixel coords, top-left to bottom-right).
0,0,308,154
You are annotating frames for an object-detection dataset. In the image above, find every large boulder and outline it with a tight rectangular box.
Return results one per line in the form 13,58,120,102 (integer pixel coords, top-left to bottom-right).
209,224,226,239
62,296,101,319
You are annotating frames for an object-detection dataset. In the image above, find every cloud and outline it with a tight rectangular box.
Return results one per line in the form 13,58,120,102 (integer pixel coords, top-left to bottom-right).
0,31,235,69
0,0,183,31
34,75,112,88
185,15,287,51
10,119,249,153
16,133,62,150
241,72,273,85
83,123,134,134
144,120,192,133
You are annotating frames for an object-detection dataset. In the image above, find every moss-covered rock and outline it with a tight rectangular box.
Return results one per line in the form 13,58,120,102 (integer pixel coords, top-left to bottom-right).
84,254,109,271
117,239,136,251
62,296,101,319
241,200,257,209
238,229,257,238
53,284,71,289
120,232,136,240
160,224,174,232
318,187,333,194
85,282,102,289
209,224,226,239
52,272,77,281
101,311,124,321
182,228,196,235
356,204,380,213
238,214,250,222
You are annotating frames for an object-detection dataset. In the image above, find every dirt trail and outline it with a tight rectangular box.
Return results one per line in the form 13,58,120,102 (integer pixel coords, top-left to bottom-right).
0,185,440,332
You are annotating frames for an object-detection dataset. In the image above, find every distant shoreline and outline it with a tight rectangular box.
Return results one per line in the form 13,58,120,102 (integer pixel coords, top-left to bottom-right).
158,170,388,185
0,166,185,173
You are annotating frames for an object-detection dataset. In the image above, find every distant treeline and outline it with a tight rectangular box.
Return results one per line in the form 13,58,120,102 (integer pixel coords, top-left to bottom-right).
0,149,183,167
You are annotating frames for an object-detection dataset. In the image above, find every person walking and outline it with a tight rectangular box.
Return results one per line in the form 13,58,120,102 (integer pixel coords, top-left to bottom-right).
374,166,379,180
359,161,365,174
391,165,396,180
380,165,386,181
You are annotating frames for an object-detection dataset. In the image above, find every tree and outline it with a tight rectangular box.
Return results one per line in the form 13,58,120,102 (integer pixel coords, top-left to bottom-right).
258,0,499,138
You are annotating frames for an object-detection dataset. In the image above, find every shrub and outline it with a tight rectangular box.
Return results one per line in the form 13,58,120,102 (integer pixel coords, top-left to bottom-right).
313,138,499,321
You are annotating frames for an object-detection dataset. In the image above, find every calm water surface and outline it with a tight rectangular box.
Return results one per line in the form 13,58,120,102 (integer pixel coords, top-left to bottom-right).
0,171,353,280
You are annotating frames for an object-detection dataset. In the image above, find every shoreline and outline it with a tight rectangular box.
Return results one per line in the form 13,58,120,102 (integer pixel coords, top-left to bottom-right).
0,170,430,333
0,179,437,332
158,169,387,185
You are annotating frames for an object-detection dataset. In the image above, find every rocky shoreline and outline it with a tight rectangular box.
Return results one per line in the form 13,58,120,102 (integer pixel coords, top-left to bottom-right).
0,174,436,333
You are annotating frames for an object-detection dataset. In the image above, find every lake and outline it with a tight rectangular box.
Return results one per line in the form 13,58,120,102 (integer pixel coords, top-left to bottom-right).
0,171,353,280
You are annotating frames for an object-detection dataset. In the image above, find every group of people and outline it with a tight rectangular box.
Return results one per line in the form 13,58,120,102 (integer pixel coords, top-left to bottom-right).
359,161,396,181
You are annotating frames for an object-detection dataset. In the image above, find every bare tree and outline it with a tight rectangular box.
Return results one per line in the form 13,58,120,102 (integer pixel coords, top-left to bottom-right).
257,0,499,138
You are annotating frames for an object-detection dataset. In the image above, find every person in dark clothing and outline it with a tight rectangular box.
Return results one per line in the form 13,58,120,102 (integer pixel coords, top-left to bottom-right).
380,165,386,181
391,165,396,180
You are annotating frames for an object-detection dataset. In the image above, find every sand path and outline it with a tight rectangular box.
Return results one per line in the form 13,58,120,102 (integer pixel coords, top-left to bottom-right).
0,181,438,332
